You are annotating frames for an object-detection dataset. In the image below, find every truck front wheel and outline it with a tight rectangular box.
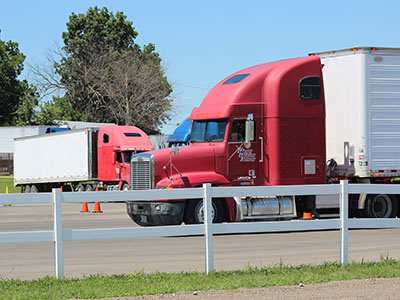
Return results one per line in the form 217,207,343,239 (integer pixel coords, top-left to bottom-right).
365,194,398,218
184,199,224,224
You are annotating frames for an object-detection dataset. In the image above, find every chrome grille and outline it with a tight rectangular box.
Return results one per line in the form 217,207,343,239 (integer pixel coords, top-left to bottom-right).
130,154,154,190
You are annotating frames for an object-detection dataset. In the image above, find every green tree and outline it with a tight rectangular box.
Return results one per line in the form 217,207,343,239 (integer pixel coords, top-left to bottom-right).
52,6,173,133
12,83,39,126
0,31,31,125
62,6,137,56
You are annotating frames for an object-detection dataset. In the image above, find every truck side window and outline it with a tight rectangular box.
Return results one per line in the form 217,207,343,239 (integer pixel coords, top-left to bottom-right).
116,152,122,163
299,76,321,99
223,74,249,84
230,119,254,142
103,134,109,143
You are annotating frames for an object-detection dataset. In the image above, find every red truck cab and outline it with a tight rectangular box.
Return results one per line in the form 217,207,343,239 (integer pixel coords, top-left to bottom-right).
97,126,154,190
128,56,326,226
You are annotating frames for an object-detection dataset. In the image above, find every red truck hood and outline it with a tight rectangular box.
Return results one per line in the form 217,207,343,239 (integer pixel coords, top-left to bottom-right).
150,143,229,188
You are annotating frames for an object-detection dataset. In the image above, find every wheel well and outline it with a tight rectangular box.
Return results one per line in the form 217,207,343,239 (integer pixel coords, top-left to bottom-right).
295,195,316,217
119,181,129,190
213,197,230,222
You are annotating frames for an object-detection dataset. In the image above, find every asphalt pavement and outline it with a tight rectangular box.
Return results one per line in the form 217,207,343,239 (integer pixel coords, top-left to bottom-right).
1,203,400,280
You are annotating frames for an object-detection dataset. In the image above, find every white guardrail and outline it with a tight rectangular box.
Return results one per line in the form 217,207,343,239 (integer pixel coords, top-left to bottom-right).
1,180,400,279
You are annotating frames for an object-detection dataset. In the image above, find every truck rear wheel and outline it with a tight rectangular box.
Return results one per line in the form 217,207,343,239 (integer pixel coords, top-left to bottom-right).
76,184,85,192
184,199,224,224
365,194,398,218
23,185,31,193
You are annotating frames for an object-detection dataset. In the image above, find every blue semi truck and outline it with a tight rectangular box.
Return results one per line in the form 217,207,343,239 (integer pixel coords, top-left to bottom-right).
167,117,191,147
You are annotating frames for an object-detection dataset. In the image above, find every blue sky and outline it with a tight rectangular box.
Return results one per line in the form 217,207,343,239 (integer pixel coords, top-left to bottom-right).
1,0,400,133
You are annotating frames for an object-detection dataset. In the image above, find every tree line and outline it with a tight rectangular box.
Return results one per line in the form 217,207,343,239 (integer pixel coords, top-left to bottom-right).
0,6,173,134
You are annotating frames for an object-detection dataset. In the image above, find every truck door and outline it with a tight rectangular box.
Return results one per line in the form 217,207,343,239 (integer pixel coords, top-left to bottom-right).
114,150,132,184
114,151,124,180
227,118,262,186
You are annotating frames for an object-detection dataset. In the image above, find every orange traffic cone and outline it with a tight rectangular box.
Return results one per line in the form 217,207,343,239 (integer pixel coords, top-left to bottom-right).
302,212,312,220
80,202,89,213
92,201,103,213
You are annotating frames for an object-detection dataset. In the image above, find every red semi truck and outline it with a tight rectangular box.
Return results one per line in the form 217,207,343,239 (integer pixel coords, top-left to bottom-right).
14,125,154,192
127,47,400,226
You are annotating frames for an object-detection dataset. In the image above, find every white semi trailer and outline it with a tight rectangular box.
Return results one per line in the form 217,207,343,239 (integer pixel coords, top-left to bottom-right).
314,47,400,217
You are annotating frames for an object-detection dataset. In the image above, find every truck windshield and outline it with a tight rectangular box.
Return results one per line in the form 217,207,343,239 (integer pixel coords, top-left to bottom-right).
190,120,227,142
123,151,133,164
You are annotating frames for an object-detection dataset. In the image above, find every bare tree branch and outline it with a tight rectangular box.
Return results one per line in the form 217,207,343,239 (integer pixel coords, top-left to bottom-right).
29,42,172,133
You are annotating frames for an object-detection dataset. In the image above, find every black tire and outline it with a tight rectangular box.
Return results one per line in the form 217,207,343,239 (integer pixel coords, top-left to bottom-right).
349,194,362,218
62,184,72,192
85,184,94,192
30,185,38,193
76,184,85,192
184,199,224,224
365,194,398,218
121,183,130,191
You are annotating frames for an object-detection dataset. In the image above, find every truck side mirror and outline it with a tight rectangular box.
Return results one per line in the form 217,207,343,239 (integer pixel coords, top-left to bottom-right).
174,146,179,156
112,151,117,164
245,119,255,144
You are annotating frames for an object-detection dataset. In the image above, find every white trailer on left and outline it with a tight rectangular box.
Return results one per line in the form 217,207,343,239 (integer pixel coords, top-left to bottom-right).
0,127,54,154
0,126,67,175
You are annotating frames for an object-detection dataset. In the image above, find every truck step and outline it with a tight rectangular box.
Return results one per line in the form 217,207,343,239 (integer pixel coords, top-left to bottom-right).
318,214,340,219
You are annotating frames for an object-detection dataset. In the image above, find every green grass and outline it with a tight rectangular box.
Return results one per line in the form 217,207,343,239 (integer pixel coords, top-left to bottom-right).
1,258,400,300
0,175,20,193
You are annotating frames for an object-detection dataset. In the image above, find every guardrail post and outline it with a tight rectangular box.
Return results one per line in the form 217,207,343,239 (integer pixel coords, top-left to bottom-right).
203,183,214,274
53,188,64,279
340,180,349,266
